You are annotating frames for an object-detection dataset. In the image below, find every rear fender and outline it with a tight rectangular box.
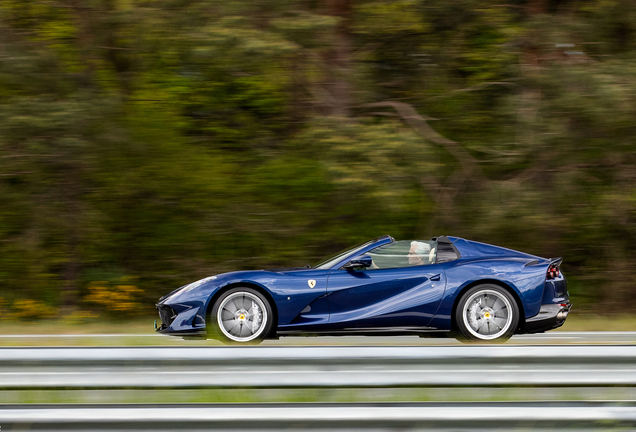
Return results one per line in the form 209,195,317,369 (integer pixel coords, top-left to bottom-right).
429,259,548,330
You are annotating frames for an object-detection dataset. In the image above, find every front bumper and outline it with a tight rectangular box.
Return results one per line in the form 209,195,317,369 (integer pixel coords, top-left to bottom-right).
524,303,572,334
155,303,207,337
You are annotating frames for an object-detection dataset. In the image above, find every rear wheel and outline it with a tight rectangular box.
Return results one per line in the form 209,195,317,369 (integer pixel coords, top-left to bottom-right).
455,284,519,342
209,287,274,345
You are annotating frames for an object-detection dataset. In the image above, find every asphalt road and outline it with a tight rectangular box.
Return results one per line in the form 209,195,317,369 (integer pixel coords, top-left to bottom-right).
1,331,636,345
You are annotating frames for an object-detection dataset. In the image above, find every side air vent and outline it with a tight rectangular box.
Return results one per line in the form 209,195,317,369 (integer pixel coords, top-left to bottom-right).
157,305,177,328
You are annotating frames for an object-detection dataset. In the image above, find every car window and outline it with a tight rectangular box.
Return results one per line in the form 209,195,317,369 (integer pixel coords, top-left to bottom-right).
366,240,437,270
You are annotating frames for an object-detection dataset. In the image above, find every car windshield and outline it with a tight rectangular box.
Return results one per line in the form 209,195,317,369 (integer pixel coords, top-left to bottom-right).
313,239,379,269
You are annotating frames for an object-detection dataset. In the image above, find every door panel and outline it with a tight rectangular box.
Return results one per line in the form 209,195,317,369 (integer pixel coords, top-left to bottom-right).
326,265,446,329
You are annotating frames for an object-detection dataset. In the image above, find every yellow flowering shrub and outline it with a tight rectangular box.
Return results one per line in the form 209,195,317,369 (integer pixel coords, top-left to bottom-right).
12,299,57,320
0,297,8,321
84,277,143,315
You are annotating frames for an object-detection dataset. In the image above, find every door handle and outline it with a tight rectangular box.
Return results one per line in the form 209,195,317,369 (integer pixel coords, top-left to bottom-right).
431,274,441,281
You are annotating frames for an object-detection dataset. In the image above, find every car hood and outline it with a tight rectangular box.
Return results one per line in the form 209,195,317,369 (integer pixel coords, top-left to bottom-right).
157,267,317,304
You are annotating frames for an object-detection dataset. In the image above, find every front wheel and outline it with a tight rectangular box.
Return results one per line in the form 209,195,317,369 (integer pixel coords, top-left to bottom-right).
455,284,519,343
209,287,274,345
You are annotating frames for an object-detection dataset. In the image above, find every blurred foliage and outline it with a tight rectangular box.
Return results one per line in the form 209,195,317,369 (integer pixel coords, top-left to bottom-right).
85,278,143,315
11,299,56,321
1,0,636,318
0,298,8,321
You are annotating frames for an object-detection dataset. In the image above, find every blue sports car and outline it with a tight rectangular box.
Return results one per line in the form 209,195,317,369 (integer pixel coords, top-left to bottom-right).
156,235,571,343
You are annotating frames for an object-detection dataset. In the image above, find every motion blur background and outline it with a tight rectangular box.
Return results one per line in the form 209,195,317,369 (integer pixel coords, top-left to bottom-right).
1,0,635,322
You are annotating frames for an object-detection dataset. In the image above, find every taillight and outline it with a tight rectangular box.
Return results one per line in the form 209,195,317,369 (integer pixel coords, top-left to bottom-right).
546,264,560,280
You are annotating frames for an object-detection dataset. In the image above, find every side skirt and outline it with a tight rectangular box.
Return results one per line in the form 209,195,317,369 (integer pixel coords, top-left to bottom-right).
275,327,450,338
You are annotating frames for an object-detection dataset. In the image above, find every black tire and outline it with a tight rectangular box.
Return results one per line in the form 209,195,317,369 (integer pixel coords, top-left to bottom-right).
209,287,274,345
455,284,519,343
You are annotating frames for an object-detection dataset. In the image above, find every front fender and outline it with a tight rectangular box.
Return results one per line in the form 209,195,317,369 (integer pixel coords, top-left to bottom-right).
160,269,331,332
157,271,273,334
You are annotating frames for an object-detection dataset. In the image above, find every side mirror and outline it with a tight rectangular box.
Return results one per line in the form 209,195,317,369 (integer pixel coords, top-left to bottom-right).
343,254,372,270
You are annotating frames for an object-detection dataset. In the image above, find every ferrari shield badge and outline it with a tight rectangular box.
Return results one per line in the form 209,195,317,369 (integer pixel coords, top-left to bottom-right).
308,279,316,289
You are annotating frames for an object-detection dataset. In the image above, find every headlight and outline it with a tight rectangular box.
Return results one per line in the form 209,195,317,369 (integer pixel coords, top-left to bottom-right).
181,276,217,293
165,276,217,302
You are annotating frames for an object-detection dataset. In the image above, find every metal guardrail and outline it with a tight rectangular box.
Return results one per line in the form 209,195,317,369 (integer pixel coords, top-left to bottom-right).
2,402,636,430
2,345,636,388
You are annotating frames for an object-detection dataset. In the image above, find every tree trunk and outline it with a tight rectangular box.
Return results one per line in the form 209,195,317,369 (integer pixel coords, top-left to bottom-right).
324,0,352,116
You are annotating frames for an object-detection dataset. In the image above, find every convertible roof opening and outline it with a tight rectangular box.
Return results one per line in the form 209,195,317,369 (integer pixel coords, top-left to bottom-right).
431,235,453,243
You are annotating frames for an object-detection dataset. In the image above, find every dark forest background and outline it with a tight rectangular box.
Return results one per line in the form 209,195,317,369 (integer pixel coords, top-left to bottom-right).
1,0,635,319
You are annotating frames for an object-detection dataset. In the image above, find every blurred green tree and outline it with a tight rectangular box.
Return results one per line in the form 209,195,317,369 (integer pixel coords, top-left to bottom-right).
0,0,635,316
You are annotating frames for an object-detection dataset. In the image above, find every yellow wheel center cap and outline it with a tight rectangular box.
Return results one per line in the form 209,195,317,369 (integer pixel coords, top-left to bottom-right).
484,312,491,318
239,314,246,320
